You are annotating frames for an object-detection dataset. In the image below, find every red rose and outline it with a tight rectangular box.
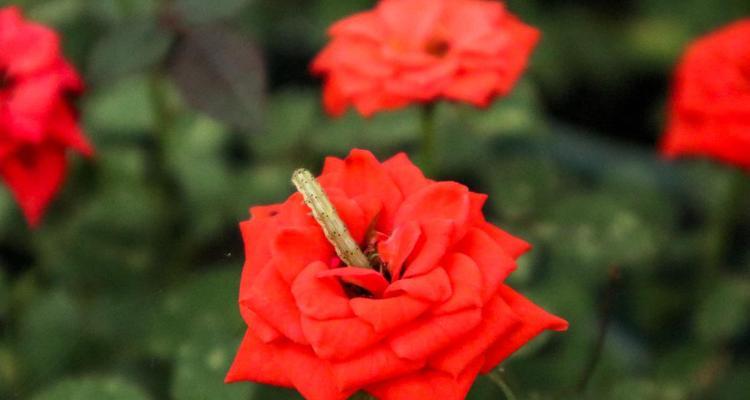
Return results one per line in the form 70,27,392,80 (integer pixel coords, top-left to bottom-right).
660,19,750,171
0,6,92,226
311,0,540,117
226,149,567,400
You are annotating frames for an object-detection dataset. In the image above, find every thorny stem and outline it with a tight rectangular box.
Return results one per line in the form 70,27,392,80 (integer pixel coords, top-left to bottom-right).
292,169,372,269
488,369,518,400
575,266,621,394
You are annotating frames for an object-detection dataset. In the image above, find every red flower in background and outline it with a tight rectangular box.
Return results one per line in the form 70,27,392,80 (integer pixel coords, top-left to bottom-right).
226,149,567,400
661,19,750,170
0,6,92,226
311,0,540,117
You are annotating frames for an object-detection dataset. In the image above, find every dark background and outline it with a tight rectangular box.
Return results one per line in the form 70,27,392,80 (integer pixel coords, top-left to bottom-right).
1,0,750,399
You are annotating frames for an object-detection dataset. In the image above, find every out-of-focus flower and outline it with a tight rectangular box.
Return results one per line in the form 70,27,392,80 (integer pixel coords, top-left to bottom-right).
0,6,92,226
226,149,567,400
661,19,750,170
311,0,540,117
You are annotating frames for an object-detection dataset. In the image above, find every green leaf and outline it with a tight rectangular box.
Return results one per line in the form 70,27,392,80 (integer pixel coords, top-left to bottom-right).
174,0,252,25
170,26,265,132
17,291,82,385
87,19,174,84
32,376,150,400
147,268,243,357
695,279,750,343
171,332,254,400
83,76,156,140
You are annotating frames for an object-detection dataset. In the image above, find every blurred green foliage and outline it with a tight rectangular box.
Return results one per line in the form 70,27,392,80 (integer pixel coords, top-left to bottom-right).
1,0,749,399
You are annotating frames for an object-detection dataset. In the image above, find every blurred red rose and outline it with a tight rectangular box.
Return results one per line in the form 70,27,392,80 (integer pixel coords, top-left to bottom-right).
226,149,567,400
311,0,540,117
0,6,92,226
661,19,750,170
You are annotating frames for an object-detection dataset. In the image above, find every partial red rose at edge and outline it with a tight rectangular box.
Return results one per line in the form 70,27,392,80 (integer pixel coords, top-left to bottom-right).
0,6,93,226
660,19,750,171
226,149,567,400
311,0,540,117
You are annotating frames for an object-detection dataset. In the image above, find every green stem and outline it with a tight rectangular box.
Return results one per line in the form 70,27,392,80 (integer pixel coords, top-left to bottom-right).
488,369,518,400
419,103,437,176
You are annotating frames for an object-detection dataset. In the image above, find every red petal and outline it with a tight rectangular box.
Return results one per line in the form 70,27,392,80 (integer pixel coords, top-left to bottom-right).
432,253,483,314
227,330,353,400
301,315,383,360
430,296,519,377
388,308,481,361
327,149,403,230
292,261,353,320
0,143,66,227
382,152,432,196
480,222,532,259
330,345,424,391
243,265,308,345
378,221,421,279
318,267,390,297
225,330,292,386
350,295,430,334
456,228,517,301
238,212,279,301
240,308,280,343
366,356,483,400
467,193,532,258
393,182,470,242
480,285,568,373
272,226,333,283
385,266,452,302
401,220,454,278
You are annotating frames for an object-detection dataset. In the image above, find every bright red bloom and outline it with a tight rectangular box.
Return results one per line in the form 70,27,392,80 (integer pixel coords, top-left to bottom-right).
0,6,92,226
311,0,540,117
660,19,750,170
227,149,567,400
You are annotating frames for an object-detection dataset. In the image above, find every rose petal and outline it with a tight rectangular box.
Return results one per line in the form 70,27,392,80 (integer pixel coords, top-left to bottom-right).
393,182,470,242
225,330,292,386
385,266,452,302
378,221,421,279
318,267,390,297
432,252,483,314
456,227,517,301
366,356,484,400
0,143,66,226
272,226,333,283
467,192,531,258
301,315,383,360
430,296,519,377
388,307,482,361
480,285,568,373
382,152,432,197
350,295,430,334
240,308,280,343
401,219,454,278
292,261,353,320
330,344,424,391
244,265,308,345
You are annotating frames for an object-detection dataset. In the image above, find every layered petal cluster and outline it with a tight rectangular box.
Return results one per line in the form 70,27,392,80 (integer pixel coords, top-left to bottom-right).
227,149,567,400
311,0,539,117
660,19,750,171
0,6,92,226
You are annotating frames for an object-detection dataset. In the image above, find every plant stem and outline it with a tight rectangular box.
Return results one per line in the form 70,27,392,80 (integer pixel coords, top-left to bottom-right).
575,266,620,394
419,103,437,176
488,369,518,400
